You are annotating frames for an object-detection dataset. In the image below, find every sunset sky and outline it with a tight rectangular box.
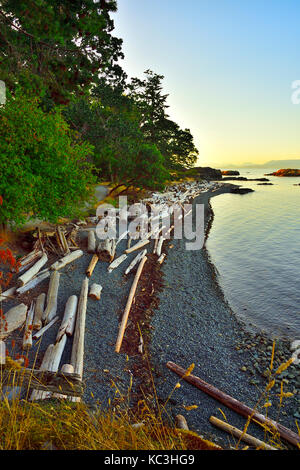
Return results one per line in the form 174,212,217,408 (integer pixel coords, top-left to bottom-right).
113,0,300,168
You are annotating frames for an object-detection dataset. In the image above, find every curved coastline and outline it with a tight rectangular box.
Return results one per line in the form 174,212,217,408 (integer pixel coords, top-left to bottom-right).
149,184,300,448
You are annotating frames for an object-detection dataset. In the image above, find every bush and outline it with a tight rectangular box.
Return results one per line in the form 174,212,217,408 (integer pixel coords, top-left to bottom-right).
0,93,96,226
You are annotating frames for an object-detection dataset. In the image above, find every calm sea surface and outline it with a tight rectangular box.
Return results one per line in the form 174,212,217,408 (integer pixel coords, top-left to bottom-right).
206,168,300,340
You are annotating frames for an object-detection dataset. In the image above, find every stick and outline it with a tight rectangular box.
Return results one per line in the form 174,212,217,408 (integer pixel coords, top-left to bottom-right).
209,416,277,450
115,256,147,353
32,316,59,340
23,301,35,349
157,253,166,265
70,277,88,378
156,236,165,257
50,250,83,271
33,293,46,330
124,249,147,275
86,254,99,277
18,253,48,286
89,283,102,300
42,270,60,324
56,295,78,342
125,239,150,255
166,361,300,448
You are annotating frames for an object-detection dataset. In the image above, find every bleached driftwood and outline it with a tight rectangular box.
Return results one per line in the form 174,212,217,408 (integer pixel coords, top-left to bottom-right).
89,283,102,300
42,270,60,324
87,230,96,253
32,316,59,340
86,254,99,278
50,250,83,271
0,303,28,340
0,340,6,365
125,239,150,255
97,239,115,262
108,254,127,273
49,334,67,372
17,250,43,273
157,253,166,265
115,256,147,353
56,295,78,342
0,286,16,303
16,270,50,295
156,236,165,257
53,364,81,402
116,230,129,246
22,301,35,349
18,253,48,286
71,277,88,378
30,344,54,401
33,293,46,330
124,249,147,276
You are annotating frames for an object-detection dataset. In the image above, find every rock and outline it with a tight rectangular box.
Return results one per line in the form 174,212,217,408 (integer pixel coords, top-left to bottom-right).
0,303,27,339
193,166,223,180
257,183,273,185
230,187,254,195
265,168,300,177
221,170,240,176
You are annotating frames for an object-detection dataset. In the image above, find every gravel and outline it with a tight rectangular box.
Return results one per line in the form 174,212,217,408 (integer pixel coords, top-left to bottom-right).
2,183,299,449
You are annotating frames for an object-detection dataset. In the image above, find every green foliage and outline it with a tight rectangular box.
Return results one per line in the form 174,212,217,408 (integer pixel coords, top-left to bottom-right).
0,92,96,226
0,0,124,104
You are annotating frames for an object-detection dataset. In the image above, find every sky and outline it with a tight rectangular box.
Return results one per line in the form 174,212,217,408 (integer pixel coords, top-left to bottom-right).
112,0,300,168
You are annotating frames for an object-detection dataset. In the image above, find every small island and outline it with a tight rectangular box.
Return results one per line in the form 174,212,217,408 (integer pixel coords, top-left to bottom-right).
265,168,300,177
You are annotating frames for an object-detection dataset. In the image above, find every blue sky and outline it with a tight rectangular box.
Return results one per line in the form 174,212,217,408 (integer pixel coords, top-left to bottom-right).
112,0,300,167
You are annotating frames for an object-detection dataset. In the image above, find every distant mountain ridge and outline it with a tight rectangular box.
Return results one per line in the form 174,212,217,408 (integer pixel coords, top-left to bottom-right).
220,159,300,169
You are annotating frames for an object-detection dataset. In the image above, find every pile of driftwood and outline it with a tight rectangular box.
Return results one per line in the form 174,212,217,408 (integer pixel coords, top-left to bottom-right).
0,180,221,401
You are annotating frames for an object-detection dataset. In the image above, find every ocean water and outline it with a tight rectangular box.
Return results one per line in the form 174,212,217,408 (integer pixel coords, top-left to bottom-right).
206,168,300,340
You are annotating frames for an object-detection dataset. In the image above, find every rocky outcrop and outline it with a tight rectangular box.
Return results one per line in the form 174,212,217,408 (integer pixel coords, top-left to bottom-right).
193,167,222,180
222,177,269,182
265,168,300,177
221,170,240,176
230,187,254,195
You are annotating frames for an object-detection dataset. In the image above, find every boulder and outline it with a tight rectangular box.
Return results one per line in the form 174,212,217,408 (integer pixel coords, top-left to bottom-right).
265,168,300,177
230,187,254,195
221,170,240,176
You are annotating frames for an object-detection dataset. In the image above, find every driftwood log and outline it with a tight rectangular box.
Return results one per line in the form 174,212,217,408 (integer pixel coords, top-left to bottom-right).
108,254,127,273
16,270,50,295
97,239,115,262
86,254,99,278
0,303,28,340
56,295,78,342
0,340,5,365
23,301,35,349
42,270,60,324
89,283,102,300
52,364,81,402
0,286,16,303
166,361,300,448
50,250,83,271
124,249,147,276
87,231,96,253
125,239,150,255
32,316,59,340
71,277,88,378
209,416,277,450
18,253,48,286
33,293,46,330
115,256,147,353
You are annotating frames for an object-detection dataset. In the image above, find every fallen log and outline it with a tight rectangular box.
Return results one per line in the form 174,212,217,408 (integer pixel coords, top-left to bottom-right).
18,253,48,286
32,316,59,340
23,301,35,349
71,277,88,378
33,293,46,330
115,256,147,353
89,283,102,301
87,230,96,253
108,253,127,273
0,303,28,340
42,270,60,324
209,416,277,451
18,250,43,272
50,250,83,271
56,295,78,342
166,361,300,448
16,270,50,295
49,334,67,372
86,254,99,278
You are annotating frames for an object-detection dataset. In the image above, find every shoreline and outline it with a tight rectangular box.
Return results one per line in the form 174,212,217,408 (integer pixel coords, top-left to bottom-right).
149,184,300,448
